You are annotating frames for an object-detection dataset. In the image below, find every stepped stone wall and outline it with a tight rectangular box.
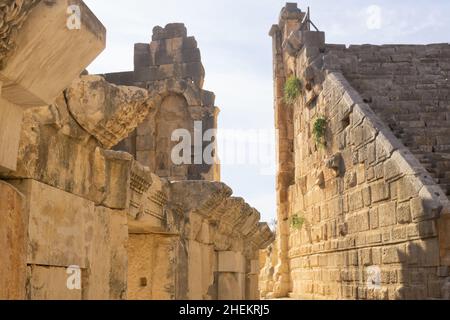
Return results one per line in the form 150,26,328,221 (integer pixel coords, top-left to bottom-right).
328,44,450,196
262,3,450,300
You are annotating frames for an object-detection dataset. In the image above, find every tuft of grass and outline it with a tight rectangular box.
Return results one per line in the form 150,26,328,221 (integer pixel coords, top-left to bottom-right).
313,117,327,147
291,214,305,230
284,76,302,104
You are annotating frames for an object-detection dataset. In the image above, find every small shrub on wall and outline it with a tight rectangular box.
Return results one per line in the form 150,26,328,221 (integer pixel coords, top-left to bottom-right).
284,76,302,104
291,214,305,230
313,116,327,147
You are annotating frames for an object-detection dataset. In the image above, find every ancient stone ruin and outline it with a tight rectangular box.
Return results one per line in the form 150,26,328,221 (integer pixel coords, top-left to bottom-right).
261,3,450,300
2,0,450,302
0,0,273,300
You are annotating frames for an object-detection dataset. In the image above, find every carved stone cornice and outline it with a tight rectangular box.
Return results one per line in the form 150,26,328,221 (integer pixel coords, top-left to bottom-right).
65,75,154,149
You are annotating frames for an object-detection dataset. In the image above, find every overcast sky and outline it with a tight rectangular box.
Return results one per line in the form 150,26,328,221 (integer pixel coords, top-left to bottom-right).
84,0,450,223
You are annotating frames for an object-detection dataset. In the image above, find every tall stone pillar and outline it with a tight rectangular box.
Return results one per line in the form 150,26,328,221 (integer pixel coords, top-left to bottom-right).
269,3,305,298
269,22,292,299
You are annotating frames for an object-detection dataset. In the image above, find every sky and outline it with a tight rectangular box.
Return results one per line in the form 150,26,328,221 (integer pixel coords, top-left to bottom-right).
84,0,450,224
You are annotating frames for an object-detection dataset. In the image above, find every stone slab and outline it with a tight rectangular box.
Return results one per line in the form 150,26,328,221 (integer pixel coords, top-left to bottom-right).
218,251,246,273
0,0,106,106
109,210,129,300
10,179,94,268
83,206,112,300
0,181,26,300
0,97,23,172
218,272,245,300
27,265,82,300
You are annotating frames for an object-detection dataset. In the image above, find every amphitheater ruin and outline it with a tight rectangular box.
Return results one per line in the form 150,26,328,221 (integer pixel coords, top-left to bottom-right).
260,3,450,300
0,0,450,300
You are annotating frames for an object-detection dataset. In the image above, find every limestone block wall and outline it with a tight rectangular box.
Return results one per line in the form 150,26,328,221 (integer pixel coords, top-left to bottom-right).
266,3,450,300
0,0,105,173
169,181,275,300
104,24,220,182
127,233,178,300
0,2,274,301
326,44,450,195
0,73,159,300
0,0,106,300
0,51,271,302
0,181,26,299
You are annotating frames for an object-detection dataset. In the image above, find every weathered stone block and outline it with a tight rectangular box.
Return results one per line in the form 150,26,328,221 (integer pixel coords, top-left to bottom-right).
218,273,245,300
371,182,390,203
10,179,94,268
369,208,379,230
188,240,216,300
0,97,23,171
152,23,187,41
218,251,246,273
109,210,129,300
134,43,151,69
299,31,325,49
66,76,153,149
0,181,26,300
410,197,442,222
0,0,106,106
382,245,407,264
397,176,422,202
27,265,82,300
128,234,178,300
83,206,112,300
397,202,412,224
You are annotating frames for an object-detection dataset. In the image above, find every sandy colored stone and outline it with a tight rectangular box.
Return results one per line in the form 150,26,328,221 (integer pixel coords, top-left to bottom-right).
218,251,246,273
109,210,129,300
0,0,106,106
66,76,153,149
0,181,26,300
218,273,246,300
27,265,82,300
83,206,112,300
10,179,94,268
266,3,450,300
128,234,178,300
187,240,216,300
0,2,273,302
0,97,23,171
4,104,134,210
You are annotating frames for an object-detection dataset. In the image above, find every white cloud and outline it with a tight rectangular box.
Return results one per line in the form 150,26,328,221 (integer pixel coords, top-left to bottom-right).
365,5,382,30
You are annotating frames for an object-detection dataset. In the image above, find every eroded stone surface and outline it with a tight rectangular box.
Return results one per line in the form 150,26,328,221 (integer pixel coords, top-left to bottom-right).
0,181,26,300
265,3,450,300
66,76,153,149
0,0,106,106
0,1,273,302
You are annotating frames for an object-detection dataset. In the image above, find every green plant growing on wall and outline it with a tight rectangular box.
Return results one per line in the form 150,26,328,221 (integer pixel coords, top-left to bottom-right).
313,116,327,147
291,214,305,230
284,75,302,104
